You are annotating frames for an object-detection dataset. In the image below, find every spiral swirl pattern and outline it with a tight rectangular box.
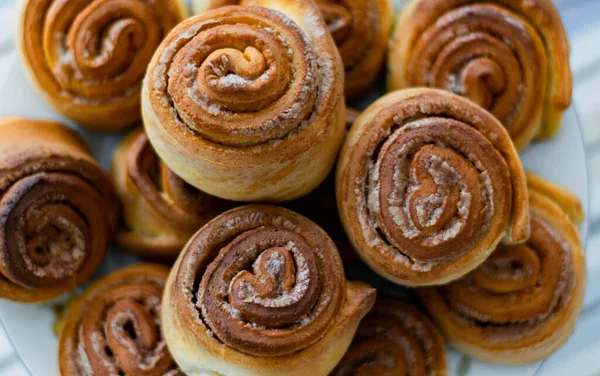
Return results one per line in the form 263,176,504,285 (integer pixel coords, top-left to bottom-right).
332,299,447,376
168,205,345,357
59,264,183,376
337,89,529,286
442,225,573,325
152,6,318,147
388,0,571,149
192,0,391,100
0,118,119,302
317,0,392,99
113,128,232,261
418,174,585,364
143,3,345,201
19,0,185,130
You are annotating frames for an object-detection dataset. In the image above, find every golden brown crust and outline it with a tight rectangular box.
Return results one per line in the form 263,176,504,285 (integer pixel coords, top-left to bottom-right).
143,2,345,202
284,107,361,258
388,0,572,150
336,88,529,286
316,0,393,99
525,171,584,225
192,0,240,14
58,264,183,376
18,0,187,131
331,298,447,376
0,117,119,303
112,127,232,262
192,0,392,100
162,204,375,376
284,173,345,246
418,173,585,364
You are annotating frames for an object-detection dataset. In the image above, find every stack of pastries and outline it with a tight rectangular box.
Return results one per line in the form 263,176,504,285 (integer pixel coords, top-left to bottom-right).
1,0,584,374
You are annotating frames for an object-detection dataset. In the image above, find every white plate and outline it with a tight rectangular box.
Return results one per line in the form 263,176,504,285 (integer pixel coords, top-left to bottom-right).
0,1,591,375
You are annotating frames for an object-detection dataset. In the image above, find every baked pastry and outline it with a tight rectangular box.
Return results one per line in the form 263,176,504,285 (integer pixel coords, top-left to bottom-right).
345,107,361,130
143,1,345,202
192,0,240,14
525,171,585,225
0,117,119,302
285,107,360,240
112,127,232,261
285,173,344,247
18,0,187,131
336,88,529,286
316,0,393,99
191,0,392,100
58,264,183,375
331,297,447,375
387,0,571,150
162,204,376,376
418,172,585,364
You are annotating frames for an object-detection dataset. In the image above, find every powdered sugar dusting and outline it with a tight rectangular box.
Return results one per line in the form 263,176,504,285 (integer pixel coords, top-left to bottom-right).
149,7,335,147
75,337,93,376
89,331,118,373
219,74,252,88
20,213,86,280
358,116,504,270
303,9,326,39
264,251,285,276
238,252,311,308
222,302,242,320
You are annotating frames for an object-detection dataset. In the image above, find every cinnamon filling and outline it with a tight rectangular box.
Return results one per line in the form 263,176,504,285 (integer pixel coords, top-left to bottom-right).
361,106,511,270
30,0,180,102
406,4,547,144
73,280,182,376
174,206,346,357
125,130,229,232
316,0,375,71
0,172,109,290
332,301,445,376
156,7,319,147
439,215,575,342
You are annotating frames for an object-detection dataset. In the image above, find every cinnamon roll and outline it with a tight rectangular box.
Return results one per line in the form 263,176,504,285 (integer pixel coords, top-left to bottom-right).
58,264,183,375
162,204,376,376
18,0,187,131
331,297,447,376
285,107,362,256
192,0,239,14
387,0,571,150
418,173,585,364
143,2,345,202
285,173,345,248
336,88,529,286
0,117,119,302
112,127,232,261
316,0,393,99
192,0,392,100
